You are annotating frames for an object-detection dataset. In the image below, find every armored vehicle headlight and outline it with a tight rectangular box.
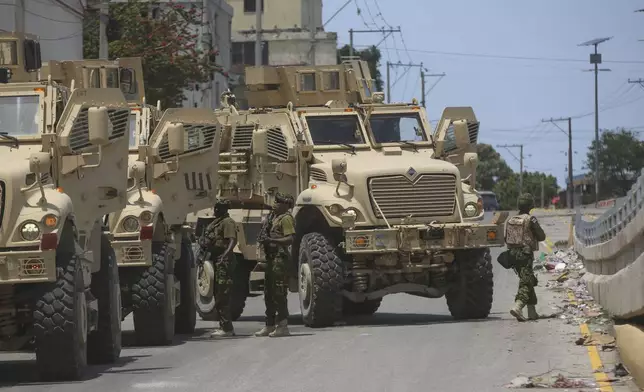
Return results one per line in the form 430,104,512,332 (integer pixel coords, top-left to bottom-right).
329,204,344,215
20,222,41,241
122,216,140,232
463,202,479,217
139,211,153,224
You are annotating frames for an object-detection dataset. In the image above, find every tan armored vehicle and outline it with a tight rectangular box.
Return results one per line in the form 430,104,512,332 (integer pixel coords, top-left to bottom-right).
0,33,130,379
193,61,507,327
40,56,220,344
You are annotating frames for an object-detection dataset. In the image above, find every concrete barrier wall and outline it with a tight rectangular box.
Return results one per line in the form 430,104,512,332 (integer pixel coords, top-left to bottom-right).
573,168,644,320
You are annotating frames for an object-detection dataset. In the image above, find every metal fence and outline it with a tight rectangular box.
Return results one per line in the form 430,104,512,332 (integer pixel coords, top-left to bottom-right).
575,168,644,246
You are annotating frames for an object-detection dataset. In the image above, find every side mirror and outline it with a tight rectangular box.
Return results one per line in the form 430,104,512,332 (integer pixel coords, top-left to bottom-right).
167,123,185,155
29,152,51,174
453,120,470,149
252,128,268,157
464,152,478,170
331,158,347,181
128,160,146,181
88,106,110,146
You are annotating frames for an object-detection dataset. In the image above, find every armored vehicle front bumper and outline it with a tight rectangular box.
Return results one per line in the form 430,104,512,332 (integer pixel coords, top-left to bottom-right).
344,222,504,254
111,235,152,267
0,248,56,284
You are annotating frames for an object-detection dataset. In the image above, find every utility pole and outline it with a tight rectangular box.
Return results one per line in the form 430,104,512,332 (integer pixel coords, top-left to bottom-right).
386,61,423,104
308,0,317,65
541,176,545,208
98,0,109,59
254,0,262,66
579,37,612,206
420,71,446,108
14,0,25,34
349,27,401,58
542,117,573,208
497,144,524,195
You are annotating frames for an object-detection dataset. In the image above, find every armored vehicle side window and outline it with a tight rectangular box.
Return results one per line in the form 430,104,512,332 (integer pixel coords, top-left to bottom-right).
105,68,119,88
370,113,427,143
128,113,138,148
0,95,40,136
323,71,340,91
305,115,365,145
299,72,316,91
0,41,17,65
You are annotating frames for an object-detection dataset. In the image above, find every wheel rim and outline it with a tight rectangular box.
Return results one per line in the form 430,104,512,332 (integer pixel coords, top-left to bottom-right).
299,262,312,314
197,261,214,297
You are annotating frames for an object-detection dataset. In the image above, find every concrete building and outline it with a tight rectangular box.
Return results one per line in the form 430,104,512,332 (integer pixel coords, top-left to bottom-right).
226,0,338,106
0,0,85,61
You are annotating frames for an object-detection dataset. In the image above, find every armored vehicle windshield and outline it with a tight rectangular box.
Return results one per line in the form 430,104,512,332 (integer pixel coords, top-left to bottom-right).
303,112,367,146
369,111,427,143
0,93,40,137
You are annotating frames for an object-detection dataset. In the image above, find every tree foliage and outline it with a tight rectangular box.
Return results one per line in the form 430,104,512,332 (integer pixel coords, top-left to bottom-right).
83,0,227,108
337,44,384,92
476,143,514,191
585,128,644,199
493,172,559,210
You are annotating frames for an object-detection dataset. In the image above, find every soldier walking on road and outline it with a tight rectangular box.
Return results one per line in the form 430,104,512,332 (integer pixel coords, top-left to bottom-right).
504,193,546,322
254,192,295,338
199,199,238,337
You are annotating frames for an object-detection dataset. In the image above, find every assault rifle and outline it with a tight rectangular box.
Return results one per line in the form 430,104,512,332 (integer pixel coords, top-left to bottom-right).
257,210,275,254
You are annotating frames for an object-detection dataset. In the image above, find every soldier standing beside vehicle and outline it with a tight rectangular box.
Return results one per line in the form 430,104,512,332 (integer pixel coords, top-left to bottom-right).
199,199,238,337
254,192,295,337
504,193,546,322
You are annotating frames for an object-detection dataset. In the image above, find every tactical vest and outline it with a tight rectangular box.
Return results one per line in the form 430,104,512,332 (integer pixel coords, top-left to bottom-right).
504,214,538,251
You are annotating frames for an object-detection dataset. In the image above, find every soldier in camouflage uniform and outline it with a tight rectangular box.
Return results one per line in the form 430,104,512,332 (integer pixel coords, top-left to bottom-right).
199,199,238,337
504,193,546,322
254,192,296,338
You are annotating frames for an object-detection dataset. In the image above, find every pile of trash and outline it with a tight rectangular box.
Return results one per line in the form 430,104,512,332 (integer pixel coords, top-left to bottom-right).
533,248,584,273
507,373,596,389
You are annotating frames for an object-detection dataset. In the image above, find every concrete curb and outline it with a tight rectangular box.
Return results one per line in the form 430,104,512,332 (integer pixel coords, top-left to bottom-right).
614,324,644,390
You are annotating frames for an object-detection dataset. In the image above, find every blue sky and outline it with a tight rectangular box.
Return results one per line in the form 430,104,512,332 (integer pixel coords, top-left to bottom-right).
322,0,644,189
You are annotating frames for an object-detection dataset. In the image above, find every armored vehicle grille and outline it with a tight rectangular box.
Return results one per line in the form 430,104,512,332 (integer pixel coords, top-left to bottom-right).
443,121,480,153
368,174,457,219
266,127,289,161
468,122,479,144
158,123,218,161
0,181,4,228
309,168,327,182
231,125,254,150
68,107,130,152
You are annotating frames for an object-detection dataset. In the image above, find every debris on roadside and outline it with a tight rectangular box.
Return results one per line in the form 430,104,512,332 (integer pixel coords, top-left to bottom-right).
507,372,596,389
574,331,616,351
614,363,629,377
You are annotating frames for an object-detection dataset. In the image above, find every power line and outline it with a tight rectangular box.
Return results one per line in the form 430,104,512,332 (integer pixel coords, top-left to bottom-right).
497,144,525,194
351,45,644,64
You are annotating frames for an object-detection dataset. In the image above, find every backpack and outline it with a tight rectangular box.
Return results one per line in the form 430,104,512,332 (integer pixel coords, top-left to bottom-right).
504,214,537,250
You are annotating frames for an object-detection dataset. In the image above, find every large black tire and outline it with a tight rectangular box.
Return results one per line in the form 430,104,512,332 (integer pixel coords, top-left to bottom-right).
343,298,382,316
87,233,122,364
298,232,345,328
175,240,197,334
197,254,249,322
131,241,175,345
33,250,87,381
445,248,494,320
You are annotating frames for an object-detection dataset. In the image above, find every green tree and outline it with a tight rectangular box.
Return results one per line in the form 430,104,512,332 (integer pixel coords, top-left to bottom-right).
476,144,514,191
585,128,644,199
493,171,558,210
83,0,227,108
337,44,383,91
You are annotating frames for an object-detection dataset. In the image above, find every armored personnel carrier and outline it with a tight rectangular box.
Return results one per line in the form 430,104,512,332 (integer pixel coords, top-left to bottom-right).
40,56,220,344
193,61,507,327
0,32,129,379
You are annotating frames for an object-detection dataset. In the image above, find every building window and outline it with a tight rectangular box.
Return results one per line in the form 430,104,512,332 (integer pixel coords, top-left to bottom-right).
232,41,269,66
300,72,316,91
243,0,264,13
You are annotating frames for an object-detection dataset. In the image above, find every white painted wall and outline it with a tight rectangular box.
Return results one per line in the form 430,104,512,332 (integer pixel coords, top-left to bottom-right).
0,0,85,61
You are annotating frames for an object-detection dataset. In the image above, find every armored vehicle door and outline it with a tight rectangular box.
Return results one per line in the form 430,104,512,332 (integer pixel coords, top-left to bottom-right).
147,108,222,225
55,88,131,230
433,107,480,185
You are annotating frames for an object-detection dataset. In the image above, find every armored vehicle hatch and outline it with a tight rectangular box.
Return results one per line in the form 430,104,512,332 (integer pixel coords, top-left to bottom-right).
0,32,42,83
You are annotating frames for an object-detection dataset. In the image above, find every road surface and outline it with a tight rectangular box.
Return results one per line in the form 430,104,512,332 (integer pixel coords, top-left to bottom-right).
0,244,634,391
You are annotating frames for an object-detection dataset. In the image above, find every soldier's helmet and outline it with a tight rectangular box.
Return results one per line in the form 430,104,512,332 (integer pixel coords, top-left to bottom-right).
214,199,231,208
517,193,535,212
275,192,294,208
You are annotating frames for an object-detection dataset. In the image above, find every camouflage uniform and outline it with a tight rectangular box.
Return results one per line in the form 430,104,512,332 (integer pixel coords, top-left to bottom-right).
505,193,546,321
200,200,237,335
255,192,296,337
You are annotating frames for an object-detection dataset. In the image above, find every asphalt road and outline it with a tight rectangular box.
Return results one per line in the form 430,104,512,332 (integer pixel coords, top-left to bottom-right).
0,243,631,392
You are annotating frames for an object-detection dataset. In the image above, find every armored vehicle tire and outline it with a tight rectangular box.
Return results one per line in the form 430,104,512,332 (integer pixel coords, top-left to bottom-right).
342,298,382,316
298,232,345,328
87,233,122,364
445,248,494,320
175,240,197,334
131,241,175,346
33,249,87,381
196,255,249,322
